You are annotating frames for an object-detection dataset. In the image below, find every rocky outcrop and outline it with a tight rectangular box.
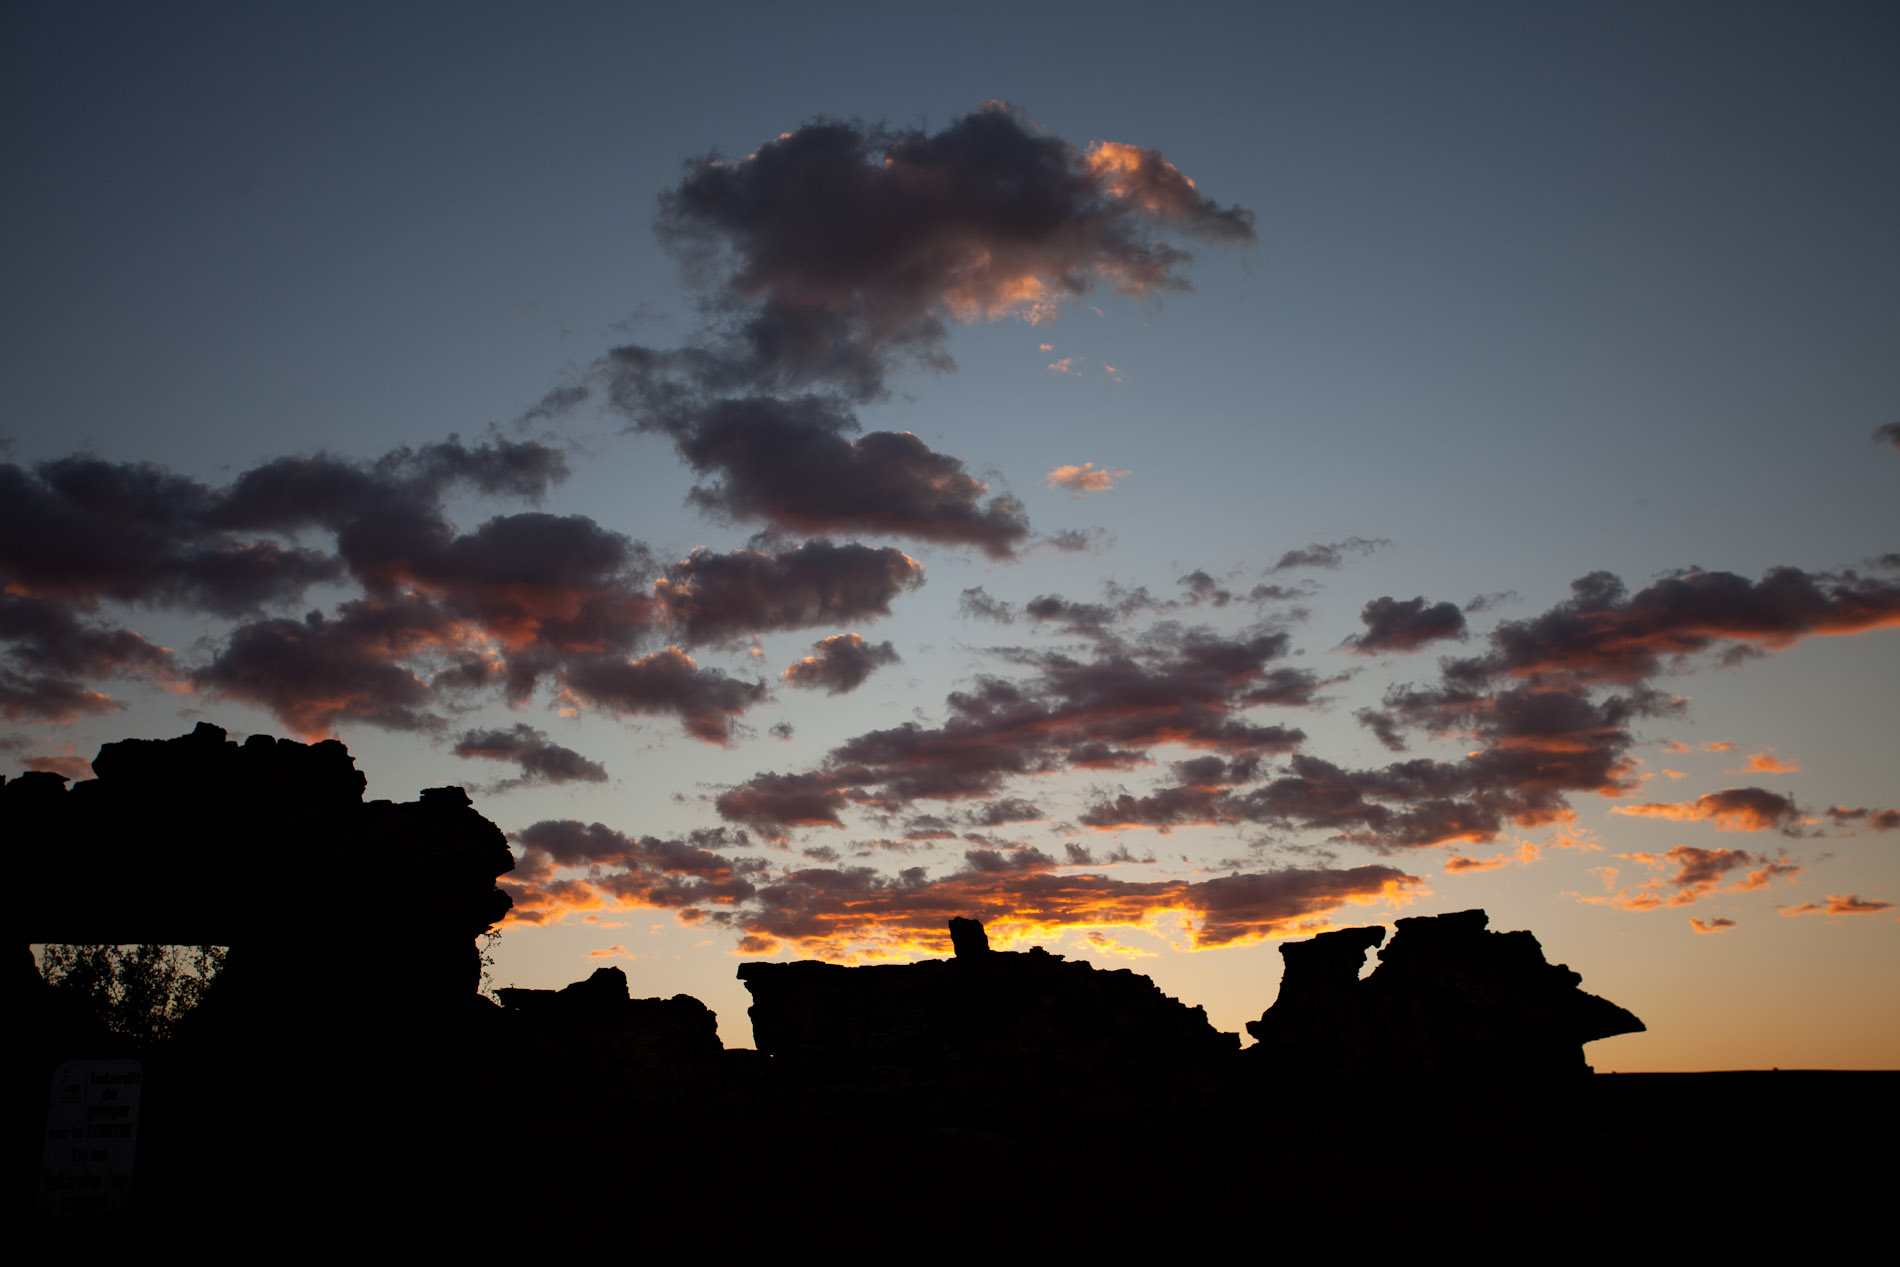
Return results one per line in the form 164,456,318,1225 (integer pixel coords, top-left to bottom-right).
498,967,722,1068
1247,907,1644,1083
738,920,1237,1096
6,722,513,1013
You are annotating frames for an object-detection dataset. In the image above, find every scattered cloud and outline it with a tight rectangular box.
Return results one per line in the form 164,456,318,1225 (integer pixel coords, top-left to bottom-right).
1781,894,1894,917
1738,751,1800,774
1610,787,1804,834
1045,462,1130,496
1266,537,1392,573
1345,595,1467,654
453,723,609,790
1689,917,1737,934
781,633,901,694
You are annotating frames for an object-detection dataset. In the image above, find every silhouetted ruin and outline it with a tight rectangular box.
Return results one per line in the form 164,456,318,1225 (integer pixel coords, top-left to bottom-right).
11,727,1892,1250
1247,908,1646,1085
739,918,1236,1094
8,722,512,1016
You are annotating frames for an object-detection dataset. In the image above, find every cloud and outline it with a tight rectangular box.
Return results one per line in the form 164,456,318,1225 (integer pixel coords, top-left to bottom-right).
1346,596,1468,654
1045,463,1130,496
1266,537,1392,573
781,634,901,694
593,104,1251,556
1610,787,1804,834
1689,917,1737,933
1874,421,1900,453
1445,566,1900,687
1781,894,1894,917
557,647,766,745
1592,845,1802,910
0,592,181,722
452,723,609,788
502,819,767,924
1825,805,1900,832
1739,751,1799,774
195,599,453,738
654,541,922,646
700,857,1422,958
717,624,1308,837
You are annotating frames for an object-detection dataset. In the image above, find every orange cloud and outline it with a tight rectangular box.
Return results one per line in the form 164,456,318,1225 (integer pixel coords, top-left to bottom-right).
1689,917,1737,934
1739,751,1799,773
1589,845,1801,911
1609,787,1802,833
1781,894,1895,917
1045,462,1129,495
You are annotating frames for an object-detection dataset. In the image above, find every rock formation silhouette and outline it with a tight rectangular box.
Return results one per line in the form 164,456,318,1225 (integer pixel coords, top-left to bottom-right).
7,721,513,1018
1247,908,1645,1084
738,915,1237,1097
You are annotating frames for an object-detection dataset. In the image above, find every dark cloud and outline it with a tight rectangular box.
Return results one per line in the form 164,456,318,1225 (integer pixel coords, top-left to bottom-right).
503,819,766,923
1043,528,1102,553
959,586,1015,624
1448,566,1900,688
7,434,938,740
1874,421,1900,452
656,541,922,646
609,386,1031,556
594,105,1251,554
557,648,766,745
1248,582,1318,604
649,104,1253,395
1250,562,1900,854
1266,537,1391,573
0,592,180,722
966,797,1044,827
716,771,852,839
718,624,1308,836
1354,707,1408,753
781,634,901,694
1,456,342,615
195,598,453,737
1825,805,1900,832
452,723,609,788
1346,596,1467,654
1178,570,1233,607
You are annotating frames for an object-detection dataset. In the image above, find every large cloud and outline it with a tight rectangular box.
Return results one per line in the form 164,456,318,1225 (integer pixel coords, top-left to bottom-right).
3,437,938,741
590,104,1253,554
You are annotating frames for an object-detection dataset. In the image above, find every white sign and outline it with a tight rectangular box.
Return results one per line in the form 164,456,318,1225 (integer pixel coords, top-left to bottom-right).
39,1059,142,1219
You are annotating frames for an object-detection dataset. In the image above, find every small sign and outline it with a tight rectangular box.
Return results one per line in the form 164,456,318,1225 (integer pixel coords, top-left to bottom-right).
39,1059,142,1220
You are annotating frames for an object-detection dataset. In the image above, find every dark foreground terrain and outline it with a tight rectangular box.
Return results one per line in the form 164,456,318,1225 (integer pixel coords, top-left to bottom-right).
11,726,1889,1251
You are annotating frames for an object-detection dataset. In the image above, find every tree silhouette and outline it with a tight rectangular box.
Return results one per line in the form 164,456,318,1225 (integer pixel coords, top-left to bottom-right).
38,943,227,1047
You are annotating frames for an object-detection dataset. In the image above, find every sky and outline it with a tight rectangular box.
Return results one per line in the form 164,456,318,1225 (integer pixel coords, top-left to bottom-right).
5,1,1896,1071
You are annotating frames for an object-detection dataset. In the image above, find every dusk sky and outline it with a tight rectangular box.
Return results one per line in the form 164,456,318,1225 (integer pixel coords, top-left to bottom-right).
6,2,1896,1071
